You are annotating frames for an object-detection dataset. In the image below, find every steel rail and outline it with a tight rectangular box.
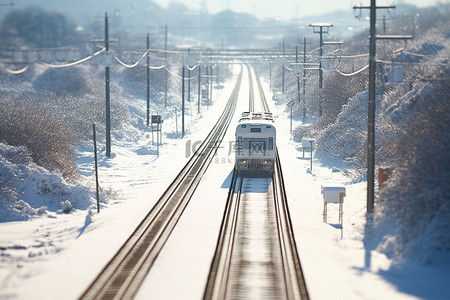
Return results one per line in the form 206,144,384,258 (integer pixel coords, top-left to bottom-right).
254,69,270,112
79,69,243,300
248,66,254,112
203,66,309,300
203,65,309,300
204,157,309,300
203,170,243,300
273,152,310,300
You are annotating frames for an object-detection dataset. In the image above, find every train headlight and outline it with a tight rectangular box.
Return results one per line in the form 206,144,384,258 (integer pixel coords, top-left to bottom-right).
264,160,268,164
243,160,247,164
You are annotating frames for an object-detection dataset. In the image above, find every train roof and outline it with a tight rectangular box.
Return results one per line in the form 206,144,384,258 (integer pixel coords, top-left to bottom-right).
239,111,273,123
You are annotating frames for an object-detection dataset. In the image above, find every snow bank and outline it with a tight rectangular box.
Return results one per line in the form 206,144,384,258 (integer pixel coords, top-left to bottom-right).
0,143,95,222
314,88,383,170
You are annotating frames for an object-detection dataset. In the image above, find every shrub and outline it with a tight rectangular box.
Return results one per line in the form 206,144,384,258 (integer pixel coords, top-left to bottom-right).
0,99,78,179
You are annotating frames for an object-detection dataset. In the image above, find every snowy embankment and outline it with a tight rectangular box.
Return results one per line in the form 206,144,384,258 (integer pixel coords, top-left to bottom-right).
289,21,450,299
1,64,448,300
0,143,92,221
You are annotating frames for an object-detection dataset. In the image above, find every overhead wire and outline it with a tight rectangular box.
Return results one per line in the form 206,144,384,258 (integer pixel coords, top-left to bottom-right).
186,64,198,71
3,65,29,75
149,65,166,70
37,47,106,68
333,63,369,76
114,56,140,68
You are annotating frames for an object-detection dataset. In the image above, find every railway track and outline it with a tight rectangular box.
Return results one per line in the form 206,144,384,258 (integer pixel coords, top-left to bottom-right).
203,67,309,300
79,69,243,300
203,154,309,300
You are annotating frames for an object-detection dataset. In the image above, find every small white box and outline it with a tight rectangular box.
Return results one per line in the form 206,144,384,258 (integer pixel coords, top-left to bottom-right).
321,186,346,203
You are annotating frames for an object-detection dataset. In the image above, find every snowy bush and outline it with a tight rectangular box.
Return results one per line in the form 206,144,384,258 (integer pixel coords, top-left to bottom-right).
0,62,130,173
33,66,94,96
0,99,78,179
289,3,450,263
0,143,94,221
375,67,450,262
60,200,72,214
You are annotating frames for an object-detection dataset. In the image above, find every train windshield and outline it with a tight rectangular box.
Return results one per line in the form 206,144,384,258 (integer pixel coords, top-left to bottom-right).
236,138,266,156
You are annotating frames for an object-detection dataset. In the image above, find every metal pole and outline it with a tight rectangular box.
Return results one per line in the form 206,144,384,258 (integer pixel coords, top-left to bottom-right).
367,0,377,213
105,13,111,158
175,109,178,135
319,27,323,117
182,66,185,137
209,65,213,102
188,49,191,103
282,40,285,93
290,106,293,134
353,3,402,215
296,45,300,103
303,37,307,122
146,33,150,127
93,124,100,213
269,61,272,93
164,24,168,108
105,13,109,52
198,65,201,113
106,66,111,157
206,66,209,106
319,27,323,88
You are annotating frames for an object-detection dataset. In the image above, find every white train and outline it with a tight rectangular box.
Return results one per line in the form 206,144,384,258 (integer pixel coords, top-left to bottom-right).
235,112,276,172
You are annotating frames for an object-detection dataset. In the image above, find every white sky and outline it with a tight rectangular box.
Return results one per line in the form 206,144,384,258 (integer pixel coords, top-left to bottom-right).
154,0,447,20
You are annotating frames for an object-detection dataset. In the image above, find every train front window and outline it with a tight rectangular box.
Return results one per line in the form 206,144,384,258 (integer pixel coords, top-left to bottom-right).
268,137,273,150
244,138,267,156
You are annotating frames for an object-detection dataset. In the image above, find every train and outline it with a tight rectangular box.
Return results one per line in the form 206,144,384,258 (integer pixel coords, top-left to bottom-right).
235,111,276,172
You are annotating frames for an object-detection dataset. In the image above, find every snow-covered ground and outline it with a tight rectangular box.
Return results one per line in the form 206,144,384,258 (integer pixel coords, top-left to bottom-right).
0,65,448,300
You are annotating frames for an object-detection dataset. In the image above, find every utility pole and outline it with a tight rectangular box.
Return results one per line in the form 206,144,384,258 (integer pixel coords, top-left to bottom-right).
188,48,191,103
282,40,285,93
367,0,377,214
205,65,209,105
146,33,150,127
198,65,201,113
269,61,272,94
296,45,300,104
209,65,213,102
310,23,332,117
105,12,111,158
353,2,411,214
164,24,168,108
182,65,185,137
303,37,307,122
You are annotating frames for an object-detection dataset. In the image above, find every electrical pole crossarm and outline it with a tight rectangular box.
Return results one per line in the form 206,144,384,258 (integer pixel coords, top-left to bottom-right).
376,35,413,40
323,41,344,45
353,5,395,9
